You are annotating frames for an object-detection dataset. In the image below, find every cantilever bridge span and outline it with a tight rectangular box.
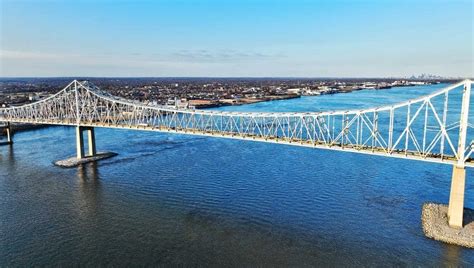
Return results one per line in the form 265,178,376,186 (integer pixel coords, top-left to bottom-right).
0,79,473,228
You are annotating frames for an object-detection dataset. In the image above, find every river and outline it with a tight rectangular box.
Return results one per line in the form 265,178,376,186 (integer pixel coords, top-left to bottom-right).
1,83,473,266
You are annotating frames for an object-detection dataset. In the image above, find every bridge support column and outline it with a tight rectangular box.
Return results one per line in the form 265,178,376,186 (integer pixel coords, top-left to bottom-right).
1,122,13,145
76,126,85,159
447,80,471,229
6,122,12,144
87,127,96,156
448,165,466,228
76,126,97,159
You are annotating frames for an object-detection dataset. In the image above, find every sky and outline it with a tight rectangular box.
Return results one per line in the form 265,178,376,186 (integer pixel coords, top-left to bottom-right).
0,0,472,77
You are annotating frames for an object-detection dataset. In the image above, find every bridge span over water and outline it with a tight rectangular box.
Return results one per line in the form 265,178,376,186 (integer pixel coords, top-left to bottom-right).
0,79,473,228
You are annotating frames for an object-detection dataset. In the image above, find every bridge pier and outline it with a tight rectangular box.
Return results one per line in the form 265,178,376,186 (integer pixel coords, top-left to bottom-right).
55,126,115,167
6,122,13,144
87,127,97,156
76,126,97,159
1,122,13,145
448,165,466,228
447,80,471,229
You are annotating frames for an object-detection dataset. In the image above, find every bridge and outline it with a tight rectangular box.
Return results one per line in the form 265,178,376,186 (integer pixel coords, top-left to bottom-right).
0,79,473,229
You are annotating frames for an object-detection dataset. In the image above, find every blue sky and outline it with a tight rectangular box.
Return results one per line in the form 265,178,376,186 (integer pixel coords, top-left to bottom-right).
0,0,472,77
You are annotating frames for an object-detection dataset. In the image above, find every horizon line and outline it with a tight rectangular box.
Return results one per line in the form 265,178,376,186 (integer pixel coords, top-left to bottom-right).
0,76,469,80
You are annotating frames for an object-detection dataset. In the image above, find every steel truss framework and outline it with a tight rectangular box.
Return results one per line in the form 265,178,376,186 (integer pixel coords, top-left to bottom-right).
1,80,473,167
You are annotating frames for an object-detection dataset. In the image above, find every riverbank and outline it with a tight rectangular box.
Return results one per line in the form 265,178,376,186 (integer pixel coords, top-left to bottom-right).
189,82,444,109
1,123,47,136
12,123,47,131
188,94,300,108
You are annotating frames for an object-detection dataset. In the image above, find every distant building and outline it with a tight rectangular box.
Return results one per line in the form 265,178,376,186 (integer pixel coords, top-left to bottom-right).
287,88,302,94
28,94,39,101
166,97,188,108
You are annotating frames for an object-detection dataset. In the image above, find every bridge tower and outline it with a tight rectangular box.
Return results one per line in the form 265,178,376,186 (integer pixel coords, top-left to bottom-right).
76,126,96,159
448,80,471,228
73,80,97,160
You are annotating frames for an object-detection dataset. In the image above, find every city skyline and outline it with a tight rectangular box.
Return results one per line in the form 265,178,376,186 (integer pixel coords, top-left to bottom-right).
0,0,472,77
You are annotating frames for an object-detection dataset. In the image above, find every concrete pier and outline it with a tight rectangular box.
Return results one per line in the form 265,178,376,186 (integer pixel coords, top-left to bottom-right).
448,166,466,228
424,163,472,248
87,127,96,156
1,122,13,145
76,126,97,159
54,152,117,168
76,126,85,159
422,203,474,248
446,80,471,229
54,126,117,167
6,122,12,144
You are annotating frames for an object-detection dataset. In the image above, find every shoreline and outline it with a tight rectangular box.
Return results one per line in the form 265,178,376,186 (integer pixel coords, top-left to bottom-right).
190,94,301,109
1,123,48,136
188,82,442,109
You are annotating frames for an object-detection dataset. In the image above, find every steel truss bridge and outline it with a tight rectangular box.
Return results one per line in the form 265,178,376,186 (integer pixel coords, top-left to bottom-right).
0,79,473,228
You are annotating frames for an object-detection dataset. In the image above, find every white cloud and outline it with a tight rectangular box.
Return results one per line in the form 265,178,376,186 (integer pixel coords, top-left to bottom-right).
0,49,472,78
0,50,67,60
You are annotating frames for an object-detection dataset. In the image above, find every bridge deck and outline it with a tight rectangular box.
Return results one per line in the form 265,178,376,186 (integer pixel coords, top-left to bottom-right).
1,79,473,168
6,118,471,167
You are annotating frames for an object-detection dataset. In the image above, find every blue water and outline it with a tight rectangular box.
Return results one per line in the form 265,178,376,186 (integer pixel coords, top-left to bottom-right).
1,83,473,266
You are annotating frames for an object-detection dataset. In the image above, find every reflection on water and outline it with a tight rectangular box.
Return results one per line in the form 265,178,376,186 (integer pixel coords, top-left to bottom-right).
77,162,100,181
1,84,474,266
2,143,15,162
76,163,102,219
442,245,461,267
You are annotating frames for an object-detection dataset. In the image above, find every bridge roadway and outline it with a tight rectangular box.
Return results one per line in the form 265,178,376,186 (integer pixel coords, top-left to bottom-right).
4,117,465,167
0,79,473,228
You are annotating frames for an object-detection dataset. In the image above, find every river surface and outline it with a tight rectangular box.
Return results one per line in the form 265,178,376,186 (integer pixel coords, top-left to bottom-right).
1,83,473,266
